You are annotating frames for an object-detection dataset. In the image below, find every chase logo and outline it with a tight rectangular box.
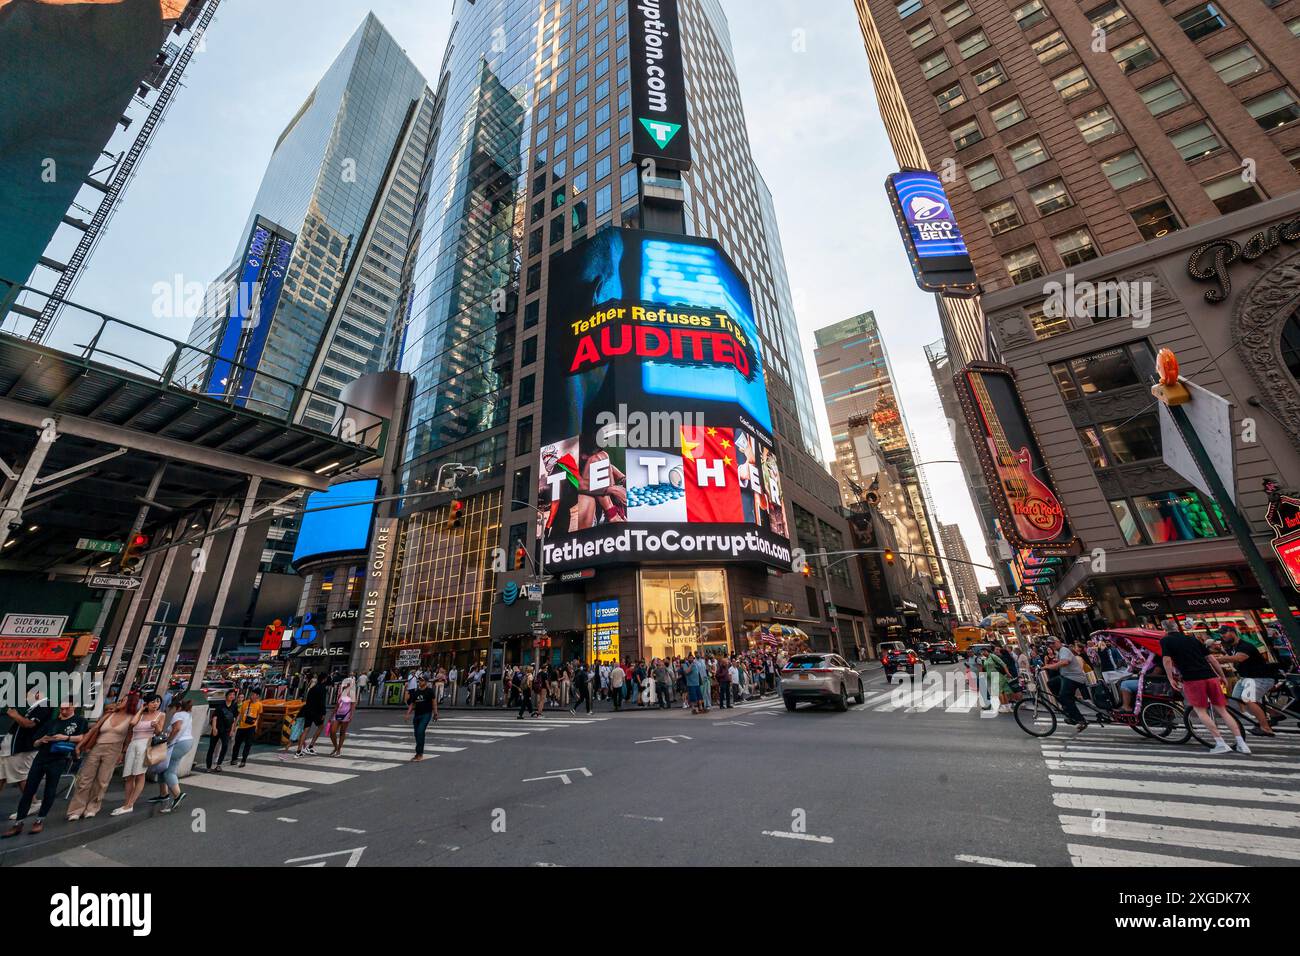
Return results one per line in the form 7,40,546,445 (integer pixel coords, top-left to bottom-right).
502,581,520,606
640,118,682,149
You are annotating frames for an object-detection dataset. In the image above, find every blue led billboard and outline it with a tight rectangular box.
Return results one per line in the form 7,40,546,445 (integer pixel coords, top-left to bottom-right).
292,479,379,566
885,170,978,296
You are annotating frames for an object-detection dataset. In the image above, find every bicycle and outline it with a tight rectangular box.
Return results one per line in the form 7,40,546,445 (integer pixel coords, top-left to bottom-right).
1184,675,1300,747
1012,680,1191,744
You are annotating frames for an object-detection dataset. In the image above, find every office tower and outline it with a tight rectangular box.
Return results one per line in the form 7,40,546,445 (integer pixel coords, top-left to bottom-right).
369,0,872,674
180,14,432,432
938,522,981,621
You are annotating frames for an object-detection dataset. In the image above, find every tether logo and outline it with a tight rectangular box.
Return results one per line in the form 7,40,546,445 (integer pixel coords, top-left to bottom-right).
503,581,520,606
639,118,682,149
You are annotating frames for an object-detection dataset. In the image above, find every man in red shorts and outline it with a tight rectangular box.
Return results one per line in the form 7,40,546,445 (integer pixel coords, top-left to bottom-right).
1161,626,1248,755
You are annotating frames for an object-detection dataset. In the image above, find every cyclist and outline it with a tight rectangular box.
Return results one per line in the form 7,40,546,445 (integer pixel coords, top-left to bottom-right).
1215,627,1281,737
1042,636,1088,731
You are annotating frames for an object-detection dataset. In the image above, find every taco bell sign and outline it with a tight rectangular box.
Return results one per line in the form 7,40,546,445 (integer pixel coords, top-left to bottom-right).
886,169,978,296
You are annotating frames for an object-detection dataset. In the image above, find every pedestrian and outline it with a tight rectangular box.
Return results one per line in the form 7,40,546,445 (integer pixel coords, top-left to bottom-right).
296,673,329,757
66,697,132,821
654,658,671,709
983,646,1013,713
405,675,437,761
1042,636,1089,731
113,694,164,816
2,700,89,838
447,665,459,707
1216,628,1281,736
531,665,548,718
434,665,448,705
329,677,356,755
0,688,52,805
150,697,194,813
685,653,704,715
206,689,238,772
516,666,535,719
717,656,733,709
571,661,592,715
607,659,625,710
1163,625,1249,754
231,689,262,768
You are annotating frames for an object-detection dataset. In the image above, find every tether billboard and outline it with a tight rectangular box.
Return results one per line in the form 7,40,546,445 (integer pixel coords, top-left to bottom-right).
539,228,791,572
630,0,692,171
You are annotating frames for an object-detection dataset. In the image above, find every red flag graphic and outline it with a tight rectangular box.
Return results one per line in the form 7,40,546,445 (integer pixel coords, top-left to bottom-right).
680,426,743,523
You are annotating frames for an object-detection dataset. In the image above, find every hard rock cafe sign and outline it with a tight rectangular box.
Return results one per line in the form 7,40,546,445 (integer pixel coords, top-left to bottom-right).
1265,479,1300,592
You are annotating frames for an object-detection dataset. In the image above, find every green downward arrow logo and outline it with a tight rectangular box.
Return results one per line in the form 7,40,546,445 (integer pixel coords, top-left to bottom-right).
640,117,683,149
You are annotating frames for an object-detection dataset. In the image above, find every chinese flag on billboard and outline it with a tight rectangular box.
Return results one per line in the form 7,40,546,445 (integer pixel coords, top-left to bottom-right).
680,426,743,523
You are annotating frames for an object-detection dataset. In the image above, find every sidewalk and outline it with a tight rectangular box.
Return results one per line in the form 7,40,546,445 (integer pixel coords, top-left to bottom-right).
356,688,787,715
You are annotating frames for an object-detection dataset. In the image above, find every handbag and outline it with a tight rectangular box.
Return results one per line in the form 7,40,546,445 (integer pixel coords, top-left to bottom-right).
289,716,305,742
145,732,169,768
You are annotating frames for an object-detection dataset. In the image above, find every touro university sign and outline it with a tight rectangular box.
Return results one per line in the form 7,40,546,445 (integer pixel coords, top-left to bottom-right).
629,0,692,170
539,228,792,573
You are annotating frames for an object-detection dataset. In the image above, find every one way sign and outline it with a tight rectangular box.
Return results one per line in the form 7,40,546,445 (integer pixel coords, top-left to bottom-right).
88,574,141,591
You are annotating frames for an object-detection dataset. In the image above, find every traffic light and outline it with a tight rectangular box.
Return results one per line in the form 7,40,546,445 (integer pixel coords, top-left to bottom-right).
448,499,464,529
883,549,896,566
120,533,149,573
514,542,528,570
801,562,812,578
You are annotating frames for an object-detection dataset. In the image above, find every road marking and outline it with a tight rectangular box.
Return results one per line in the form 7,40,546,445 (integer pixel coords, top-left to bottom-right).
285,847,365,867
217,762,358,785
251,753,404,772
1058,814,1300,860
182,774,308,799
623,814,665,822
367,726,529,738
761,830,834,844
1067,843,1239,867
954,854,1035,867
332,737,464,754
277,817,298,823
523,766,592,785
635,735,692,744
1049,774,1300,805
226,809,250,815
1052,792,1300,829
713,720,754,727
336,827,367,834
1044,759,1300,781
1040,747,1293,770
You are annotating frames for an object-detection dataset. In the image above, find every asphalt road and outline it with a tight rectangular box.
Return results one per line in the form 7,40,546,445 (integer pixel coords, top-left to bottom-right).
13,664,1300,868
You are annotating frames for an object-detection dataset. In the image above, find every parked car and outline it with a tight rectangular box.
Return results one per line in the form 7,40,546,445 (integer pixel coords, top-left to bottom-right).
926,641,961,663
782,653,866,712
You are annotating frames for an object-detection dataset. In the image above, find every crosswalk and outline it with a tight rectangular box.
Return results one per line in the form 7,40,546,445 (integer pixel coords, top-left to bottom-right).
1030,720,1300,866
181,713,609,804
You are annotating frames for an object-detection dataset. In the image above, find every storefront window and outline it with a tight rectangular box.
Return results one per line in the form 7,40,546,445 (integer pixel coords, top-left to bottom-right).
1109,499,1144,545
640,569,731,660
1100,411,1161,463
1070,348,1142,395
1164,570,1236,591
1131,490,1223,543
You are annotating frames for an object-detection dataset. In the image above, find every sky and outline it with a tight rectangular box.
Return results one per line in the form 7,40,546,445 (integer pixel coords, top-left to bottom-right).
54,0,996,589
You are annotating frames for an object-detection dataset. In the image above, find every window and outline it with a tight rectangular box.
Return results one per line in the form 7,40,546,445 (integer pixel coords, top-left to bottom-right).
515,415,533,454
1076,106,1119,142
974,60,1008,92
1100,414,1162,465
512,467,531,507
518,374,535,406
908,20,937,46
982,198,1022,235
1289,148,1300,173
549,215,565,244
1131,490,1224,543
1209,44,1263,84
1060,346,1149,398
950,118,984,149
1102,150,1150,189
1054,66,1093,101
991,97,1027,129
897,0,923,17
1284,310,1300,383
1170,122,1221,160
1203,174,1261,213
957,30,990,59
1010,136,1049,171
1139,77,1187,116
595,184,613,217
1291,16,1300,38
1176,3,1226,40
1246,89,1300,129
1055,228,1098,266
966,157,1002,189
1113,36,1158,74
921,50,952,78
1014,0,1049,29
1130,199,1182,239
1109,500,1145,546
1087,1,1128,30
1078,426,1111,469
521,337,537,366
1029,306,1070,340
1033,30,1069,64
1029,179,1072,214
935,83,967,112
943,1,973,27
1004,246,1045,284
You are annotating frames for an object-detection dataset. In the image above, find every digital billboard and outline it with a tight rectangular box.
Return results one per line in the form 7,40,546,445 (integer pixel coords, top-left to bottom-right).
956,364,1076,554
539,228,791,573
886,170,978,296
292,479,379,567
629,0,692,171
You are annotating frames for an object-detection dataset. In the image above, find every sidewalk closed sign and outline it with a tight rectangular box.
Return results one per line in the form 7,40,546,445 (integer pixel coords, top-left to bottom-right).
0,613,67,638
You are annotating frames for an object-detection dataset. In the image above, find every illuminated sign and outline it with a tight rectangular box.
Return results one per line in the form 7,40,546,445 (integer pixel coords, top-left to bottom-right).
956,364,1076,553
886,170,978,296
539,228,792,572
587,599,620,663
1187,216,1300,303
292,479,379,566
0,638,71,663
1266,487,1300,591
630,0,692,171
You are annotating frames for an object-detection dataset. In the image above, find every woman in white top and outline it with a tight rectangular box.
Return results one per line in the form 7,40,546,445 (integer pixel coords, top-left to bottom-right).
154,698,194,813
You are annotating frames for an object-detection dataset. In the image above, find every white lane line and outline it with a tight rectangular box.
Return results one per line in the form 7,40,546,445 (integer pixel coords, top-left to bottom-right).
336,827,367,834
182,774,308,799
623,814,665,822
954,854,1036,867
1050,774,1300,805
250,753,403,772
216,763,357,785
277,817,298,823
1052,792,1300,828
1044,759,1300,782
366,726,525,739
325,745,435,761
1067,843,1239,867
1041,748,1298,770
333,737,465,753
761,830,834,844
1058,814,1300,860
435,718,600,726
226,809,250,815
